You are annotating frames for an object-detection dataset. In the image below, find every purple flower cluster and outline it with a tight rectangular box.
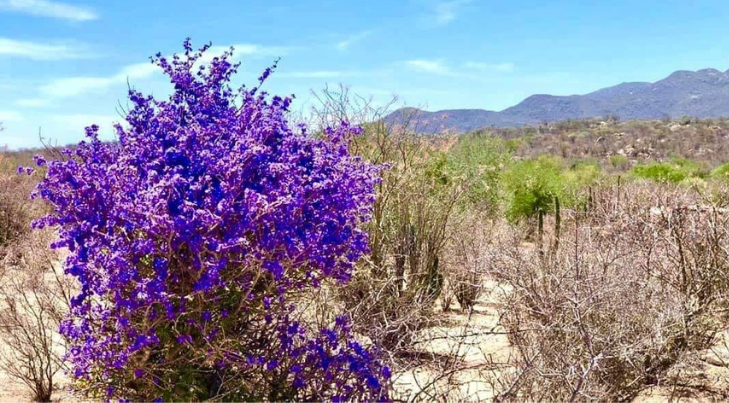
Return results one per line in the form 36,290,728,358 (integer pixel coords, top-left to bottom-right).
31,40,388,400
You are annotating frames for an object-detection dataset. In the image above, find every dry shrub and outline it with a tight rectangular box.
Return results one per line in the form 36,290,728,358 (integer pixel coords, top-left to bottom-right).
339,125,461,357
0,227,72,402
486,182,729,402
309,86,463,360
0,174,38,250
442,211,492,312
0,153,71,402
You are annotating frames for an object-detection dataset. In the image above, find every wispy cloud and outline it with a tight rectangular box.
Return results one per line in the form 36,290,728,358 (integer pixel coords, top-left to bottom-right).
0,110,23,122
0,0,97,21
0,37,95,60
430,0,473,26
279,70,364,79
336,30,374,51
278,71,346,79
15,98,50,107
200,43,297,64
38,61,157,99
404,59,514,81
404,59,450,75
26,43,293,105
49,114,120,131
464,61,515,73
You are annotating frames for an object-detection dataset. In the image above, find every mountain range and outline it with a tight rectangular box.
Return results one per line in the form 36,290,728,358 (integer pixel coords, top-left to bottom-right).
384,68,729,133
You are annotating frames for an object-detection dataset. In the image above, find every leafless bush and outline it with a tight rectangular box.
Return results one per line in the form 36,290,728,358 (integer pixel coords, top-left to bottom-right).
338,122,462,357
442,211,493,312
0,226,72,402
0,157,72,401
309,86,462,358
484,182,729,402
0,172,38,250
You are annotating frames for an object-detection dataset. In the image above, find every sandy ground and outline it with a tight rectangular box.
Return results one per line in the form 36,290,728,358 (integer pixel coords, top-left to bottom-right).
392,280,513,401
0,277,725,402
0,352,74,402
392,279,729,402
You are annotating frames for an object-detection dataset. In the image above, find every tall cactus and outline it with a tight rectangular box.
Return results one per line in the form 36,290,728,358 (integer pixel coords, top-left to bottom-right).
537,207,545,251
616,175,622,210
553,195,561,252
421,256,443,302
582,185,594,214
407,223,419,276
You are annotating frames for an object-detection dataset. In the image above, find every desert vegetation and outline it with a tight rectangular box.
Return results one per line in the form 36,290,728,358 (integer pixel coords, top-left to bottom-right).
1,42,729,402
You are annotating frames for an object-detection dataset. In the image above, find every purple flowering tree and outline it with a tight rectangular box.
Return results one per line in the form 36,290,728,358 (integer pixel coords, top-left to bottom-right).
30,40,390,401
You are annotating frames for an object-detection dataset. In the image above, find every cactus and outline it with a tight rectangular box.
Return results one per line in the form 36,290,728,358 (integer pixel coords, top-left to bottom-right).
537,207,545,251
455,270,479,311
617,175,622,209
583,185,594,214
421,256,443,302
407,223,419,276
553,195,561,252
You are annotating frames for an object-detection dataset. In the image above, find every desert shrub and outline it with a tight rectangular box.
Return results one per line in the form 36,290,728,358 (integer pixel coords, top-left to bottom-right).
340,127,462,354
609,154,629,170
501,155,564,223
308,88,466,362
632,162,689,183
442,211,491,312
0,162,39,249
447,132,512,214
711,162,729,181
672,158,709,177
0,228,72,402
29,41,390,401
486,183,729,401
562,161,601,198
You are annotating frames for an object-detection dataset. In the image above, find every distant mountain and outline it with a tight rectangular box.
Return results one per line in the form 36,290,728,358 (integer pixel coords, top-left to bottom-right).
385,68,729,133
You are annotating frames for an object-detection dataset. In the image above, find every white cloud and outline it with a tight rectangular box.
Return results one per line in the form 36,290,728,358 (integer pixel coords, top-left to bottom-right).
47,114,123,141
28,43,292,104
15,98,49,107
0,0,97,21
0,110,22,121
431,0,473,26
336,30,374,51
405,59,450,75
117,61,158,79
0,37,94,60
278,71,346,79
403,59,514,80
39,76,113,98
38,61,158,99
231,44,294,57
199,43,295,64
50,114,119,129
464,61,514,73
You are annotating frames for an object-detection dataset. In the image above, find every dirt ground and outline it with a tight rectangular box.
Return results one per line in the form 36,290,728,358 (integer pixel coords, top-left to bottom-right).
0,278,726,402
0,368,72,402
392,279,729,402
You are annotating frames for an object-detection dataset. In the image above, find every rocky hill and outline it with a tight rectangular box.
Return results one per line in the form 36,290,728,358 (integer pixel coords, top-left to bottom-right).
385,68,729,133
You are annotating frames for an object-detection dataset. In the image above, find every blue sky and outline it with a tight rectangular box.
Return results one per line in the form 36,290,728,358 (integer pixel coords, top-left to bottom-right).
2,0,729,148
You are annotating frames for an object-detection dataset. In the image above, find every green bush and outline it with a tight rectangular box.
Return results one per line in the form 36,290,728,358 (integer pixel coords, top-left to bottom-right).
632,163,686,183
447,132,512,213
501,156,564,223
631,159,706,184
711,162,729,181
609,154,629,170
562,162,601,204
